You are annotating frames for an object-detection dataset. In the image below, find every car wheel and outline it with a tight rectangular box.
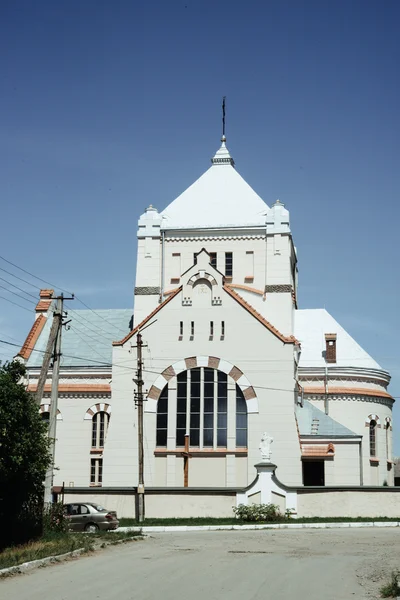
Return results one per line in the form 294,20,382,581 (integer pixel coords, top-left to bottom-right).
84,523,99,533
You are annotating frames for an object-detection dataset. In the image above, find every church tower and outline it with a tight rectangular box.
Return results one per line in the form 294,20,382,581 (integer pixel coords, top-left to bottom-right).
132,137,298,337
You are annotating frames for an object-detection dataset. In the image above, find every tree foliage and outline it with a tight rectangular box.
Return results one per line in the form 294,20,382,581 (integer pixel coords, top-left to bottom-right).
0,361,51,548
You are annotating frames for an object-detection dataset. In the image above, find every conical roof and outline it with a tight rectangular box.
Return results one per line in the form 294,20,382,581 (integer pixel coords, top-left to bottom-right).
160,138,269,230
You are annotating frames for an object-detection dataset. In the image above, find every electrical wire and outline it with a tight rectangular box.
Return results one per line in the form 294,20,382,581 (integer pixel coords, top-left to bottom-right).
0,254,130,336
0,254,72,295
0,283,36,305
1,338,398,398
0,296,33,312
0,275,38,300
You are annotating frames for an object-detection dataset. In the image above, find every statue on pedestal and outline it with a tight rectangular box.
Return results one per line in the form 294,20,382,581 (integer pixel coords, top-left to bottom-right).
259,432,274,462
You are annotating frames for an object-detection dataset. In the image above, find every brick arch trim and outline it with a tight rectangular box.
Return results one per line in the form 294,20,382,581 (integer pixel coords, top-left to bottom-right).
84,403,111,420
365,413,381,427
187,272,218,287
40,404,62,421
146,356,258,414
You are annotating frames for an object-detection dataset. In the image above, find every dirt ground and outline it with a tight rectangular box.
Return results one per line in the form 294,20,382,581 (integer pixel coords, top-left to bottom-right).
2,528,400,599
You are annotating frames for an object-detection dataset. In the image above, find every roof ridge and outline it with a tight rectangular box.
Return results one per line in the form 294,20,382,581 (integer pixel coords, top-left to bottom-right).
223,285,299,345
17,314,47,360
113,287,182,346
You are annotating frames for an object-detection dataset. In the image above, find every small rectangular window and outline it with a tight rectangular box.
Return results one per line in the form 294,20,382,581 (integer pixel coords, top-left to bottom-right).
225,252,233,277
172,253,181,280
90,458,103,485
210,252,217,269
193,252,198,265
210,321,214,337
221,321,225,338
191,321,194,337
245,251,254,280
179,321,183,337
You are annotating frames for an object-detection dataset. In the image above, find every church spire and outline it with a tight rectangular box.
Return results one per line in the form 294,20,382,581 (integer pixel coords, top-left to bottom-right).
211,97,235,166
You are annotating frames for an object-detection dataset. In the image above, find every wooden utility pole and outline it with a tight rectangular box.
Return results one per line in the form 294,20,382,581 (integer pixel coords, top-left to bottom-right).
39,294,73,506
136,332,145,522
43,296,63,505
35,310,60,405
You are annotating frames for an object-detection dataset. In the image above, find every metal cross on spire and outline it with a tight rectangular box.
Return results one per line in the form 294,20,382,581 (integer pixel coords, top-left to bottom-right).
222,96,226,139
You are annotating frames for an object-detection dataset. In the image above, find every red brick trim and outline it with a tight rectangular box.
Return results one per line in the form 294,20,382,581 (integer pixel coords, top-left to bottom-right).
223,285,299,344
17,314,47,360
113,286,182,346
28,383,111,393
304,387,392,401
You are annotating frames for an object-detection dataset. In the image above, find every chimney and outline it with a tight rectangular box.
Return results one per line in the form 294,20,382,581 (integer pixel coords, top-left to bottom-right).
325,333,337,363
35,289,54,318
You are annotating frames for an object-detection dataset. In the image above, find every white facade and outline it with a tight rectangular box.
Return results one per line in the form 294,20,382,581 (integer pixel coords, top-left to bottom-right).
19,136,394,507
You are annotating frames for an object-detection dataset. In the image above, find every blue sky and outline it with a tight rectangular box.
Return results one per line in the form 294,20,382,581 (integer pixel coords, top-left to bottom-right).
1,1,399,448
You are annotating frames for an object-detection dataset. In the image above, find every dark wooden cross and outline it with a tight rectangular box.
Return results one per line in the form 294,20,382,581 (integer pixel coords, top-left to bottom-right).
181,434,192,487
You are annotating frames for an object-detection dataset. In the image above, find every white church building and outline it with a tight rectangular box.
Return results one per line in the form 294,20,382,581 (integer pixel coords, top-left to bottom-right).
19,135,395,517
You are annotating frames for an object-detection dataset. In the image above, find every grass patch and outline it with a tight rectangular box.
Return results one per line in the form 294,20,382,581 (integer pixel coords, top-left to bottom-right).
119,516,400,527
380,571,400,597
0,530,141,571
0,533,92,570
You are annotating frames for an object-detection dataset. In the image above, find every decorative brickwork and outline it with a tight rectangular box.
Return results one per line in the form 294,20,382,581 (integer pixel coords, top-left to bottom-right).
134,286,160,295
148,386,162,400
229,366,243,381
84,403,111,420
185,357,197,369
146,356,259,414
162,366,176,381
264,284,292,293
243,386,256,400
208,356,220,369
39,404,62,420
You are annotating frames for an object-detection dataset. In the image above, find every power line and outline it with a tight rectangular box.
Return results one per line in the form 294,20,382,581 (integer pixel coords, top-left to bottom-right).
0,296,33,312
0,275,38,300
0,265,42,292
73,296,130,336
2,338,398,398
0,254,129,337
0,283,36,305
0,254,72,295
67,308,127,345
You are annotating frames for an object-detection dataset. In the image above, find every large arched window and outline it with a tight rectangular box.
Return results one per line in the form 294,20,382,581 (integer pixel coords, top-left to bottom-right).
156,367,248,449
369,420,377,457
92,411,110,449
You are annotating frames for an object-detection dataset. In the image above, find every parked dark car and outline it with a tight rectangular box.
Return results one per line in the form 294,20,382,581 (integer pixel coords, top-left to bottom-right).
64,502,119,532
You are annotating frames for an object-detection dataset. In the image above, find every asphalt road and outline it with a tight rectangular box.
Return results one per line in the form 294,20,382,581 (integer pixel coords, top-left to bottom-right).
2,528,400,599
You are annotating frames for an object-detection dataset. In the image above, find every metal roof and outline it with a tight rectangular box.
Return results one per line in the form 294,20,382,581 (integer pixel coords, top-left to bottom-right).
296,400,359,437
26,308,133,369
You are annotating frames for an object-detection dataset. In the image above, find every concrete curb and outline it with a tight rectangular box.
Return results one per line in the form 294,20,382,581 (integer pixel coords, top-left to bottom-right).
0,534,144,578
116,521,400,533
0,547,86,578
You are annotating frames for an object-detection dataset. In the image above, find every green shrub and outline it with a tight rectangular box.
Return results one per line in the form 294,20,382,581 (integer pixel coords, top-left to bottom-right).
380,571,400,597
233,503,285,522
43,503,69,535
